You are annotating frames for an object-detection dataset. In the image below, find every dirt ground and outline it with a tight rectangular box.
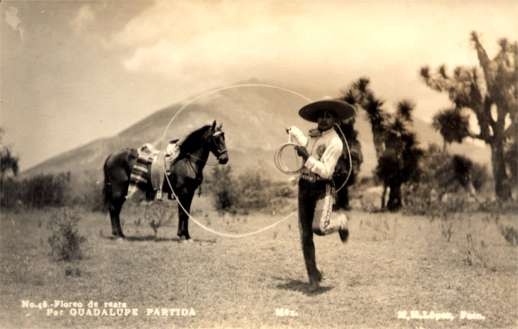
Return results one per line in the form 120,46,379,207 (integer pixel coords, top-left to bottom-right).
1,200,517,329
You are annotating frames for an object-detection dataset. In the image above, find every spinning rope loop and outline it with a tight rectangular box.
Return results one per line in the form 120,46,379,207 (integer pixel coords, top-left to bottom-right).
161,83,312,238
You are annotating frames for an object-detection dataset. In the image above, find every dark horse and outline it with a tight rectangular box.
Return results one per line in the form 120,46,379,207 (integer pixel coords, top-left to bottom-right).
103,120,229,240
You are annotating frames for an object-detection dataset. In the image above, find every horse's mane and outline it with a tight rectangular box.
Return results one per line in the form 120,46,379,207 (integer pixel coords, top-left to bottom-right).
178,124,212,154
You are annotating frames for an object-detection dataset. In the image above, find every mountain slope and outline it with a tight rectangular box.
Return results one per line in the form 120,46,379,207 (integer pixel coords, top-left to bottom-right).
25,85,490,180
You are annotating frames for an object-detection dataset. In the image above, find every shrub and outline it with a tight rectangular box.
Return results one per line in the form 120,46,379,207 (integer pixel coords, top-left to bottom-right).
234,170,271,210
209,166,293,213
464,233,490,268
498,225,518,246
0,171,107,211
64,170,105,212
402,147,488,215
211,166,238,212
144,202,173,238
47,208,86,261
1,172,71,208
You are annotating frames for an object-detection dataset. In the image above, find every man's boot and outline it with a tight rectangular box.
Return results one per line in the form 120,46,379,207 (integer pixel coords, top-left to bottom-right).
337,212,349,243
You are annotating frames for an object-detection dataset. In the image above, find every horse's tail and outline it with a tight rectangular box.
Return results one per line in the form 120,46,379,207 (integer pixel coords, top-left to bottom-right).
102,154,112,213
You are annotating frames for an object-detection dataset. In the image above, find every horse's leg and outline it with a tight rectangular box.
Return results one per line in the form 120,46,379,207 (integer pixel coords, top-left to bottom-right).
105,185,118,237
115,198,126,238
109,204,118,237
109,198,125,238
177,188,195,240
108,185,126,238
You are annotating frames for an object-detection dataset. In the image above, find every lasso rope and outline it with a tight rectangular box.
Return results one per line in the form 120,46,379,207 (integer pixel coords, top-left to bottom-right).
161,83,311,238
273,142,304,174
333,123,354,193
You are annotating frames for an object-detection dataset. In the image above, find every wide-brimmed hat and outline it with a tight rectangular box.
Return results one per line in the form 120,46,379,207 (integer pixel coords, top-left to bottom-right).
298,99,355,122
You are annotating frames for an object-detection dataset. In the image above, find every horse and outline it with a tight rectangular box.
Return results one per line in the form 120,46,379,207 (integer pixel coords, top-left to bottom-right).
102,120,229,240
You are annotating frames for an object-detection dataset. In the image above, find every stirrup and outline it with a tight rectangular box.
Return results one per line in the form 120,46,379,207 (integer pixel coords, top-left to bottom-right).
155,190,163,201
126,185,138,199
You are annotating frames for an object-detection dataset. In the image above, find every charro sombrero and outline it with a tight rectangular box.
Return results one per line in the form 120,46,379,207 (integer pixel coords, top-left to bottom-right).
298,99,355,122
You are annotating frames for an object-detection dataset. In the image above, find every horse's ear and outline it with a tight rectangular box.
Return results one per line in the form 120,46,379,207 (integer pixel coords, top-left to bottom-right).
211,120,217,131
218,123,223,130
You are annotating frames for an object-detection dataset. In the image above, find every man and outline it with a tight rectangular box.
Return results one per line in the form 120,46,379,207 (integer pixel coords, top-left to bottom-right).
288,99,355,291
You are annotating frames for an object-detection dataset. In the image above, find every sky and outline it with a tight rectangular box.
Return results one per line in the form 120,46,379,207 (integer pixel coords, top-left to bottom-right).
1,0,517,170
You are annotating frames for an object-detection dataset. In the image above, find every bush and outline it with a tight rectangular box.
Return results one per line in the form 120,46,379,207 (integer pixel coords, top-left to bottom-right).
402,147,489,215
209,166,293,213
69,172,105,212
144,202,173,238
47,208,86,261
1,172,71,208
498,225,518,246
234,171,272,210
211,166,238,212
0,171,105,211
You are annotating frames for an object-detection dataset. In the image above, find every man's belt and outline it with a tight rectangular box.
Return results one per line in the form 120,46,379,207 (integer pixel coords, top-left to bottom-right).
300,170,330,184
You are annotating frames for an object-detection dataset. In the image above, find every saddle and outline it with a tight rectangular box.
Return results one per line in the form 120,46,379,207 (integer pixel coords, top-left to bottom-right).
128,142,180,198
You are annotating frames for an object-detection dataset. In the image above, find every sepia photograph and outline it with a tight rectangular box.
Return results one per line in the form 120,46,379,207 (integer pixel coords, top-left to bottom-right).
1,1,517,328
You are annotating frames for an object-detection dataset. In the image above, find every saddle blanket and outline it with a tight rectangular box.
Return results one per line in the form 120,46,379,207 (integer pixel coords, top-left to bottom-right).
129,142,179,191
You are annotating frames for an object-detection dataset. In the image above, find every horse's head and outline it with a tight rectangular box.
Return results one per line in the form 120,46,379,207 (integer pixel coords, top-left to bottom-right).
208,120,229,164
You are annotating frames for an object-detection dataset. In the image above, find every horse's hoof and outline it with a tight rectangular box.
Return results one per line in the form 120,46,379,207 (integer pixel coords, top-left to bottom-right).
316,269,324,283
112,233,125,240
308,282,320,293
179,236,193,243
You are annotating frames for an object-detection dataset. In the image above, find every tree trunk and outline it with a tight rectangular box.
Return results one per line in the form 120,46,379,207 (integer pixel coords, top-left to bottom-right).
381,184,387,209
491,140,512,201
442,140,449,153
387,183,402,211
372,132,385,160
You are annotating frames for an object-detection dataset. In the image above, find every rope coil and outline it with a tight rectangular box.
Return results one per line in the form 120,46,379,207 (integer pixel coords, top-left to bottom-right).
273,142,305,175
273,123,353,193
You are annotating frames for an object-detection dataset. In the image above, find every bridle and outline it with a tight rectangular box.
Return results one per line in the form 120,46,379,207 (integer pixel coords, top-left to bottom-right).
208,130,228,161
181,129,227,176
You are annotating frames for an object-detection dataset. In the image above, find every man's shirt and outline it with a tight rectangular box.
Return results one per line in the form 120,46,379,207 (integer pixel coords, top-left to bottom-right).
289,127,344,179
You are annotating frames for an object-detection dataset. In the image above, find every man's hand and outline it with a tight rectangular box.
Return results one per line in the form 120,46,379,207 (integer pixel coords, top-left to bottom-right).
295,146,309,161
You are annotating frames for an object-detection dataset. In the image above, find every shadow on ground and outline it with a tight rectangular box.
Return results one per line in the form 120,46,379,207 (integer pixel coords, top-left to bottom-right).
273,276,334,296
101,234,217,244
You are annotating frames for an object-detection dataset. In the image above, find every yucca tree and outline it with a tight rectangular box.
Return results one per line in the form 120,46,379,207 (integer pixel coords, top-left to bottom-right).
376,100,423,210
342,80,423,210
342,78,387,159
421,32,517,201
332,116,363,210
334,84,364,210
432,108,471,151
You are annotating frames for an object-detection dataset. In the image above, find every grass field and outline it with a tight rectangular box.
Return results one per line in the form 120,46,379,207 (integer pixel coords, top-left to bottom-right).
1,197,517,329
